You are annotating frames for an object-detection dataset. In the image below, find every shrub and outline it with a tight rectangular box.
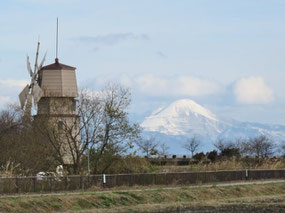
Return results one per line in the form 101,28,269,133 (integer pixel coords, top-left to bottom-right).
221,148,240,159
207,150,218,162
193,152,205,162
101,156,154,174
178,160,189,166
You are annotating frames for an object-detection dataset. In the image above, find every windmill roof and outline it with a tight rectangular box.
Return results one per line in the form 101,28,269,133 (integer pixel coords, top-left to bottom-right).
41,58,76,70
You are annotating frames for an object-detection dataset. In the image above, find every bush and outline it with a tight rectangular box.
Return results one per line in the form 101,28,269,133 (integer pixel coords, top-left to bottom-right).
172,155,176,159
207,150,218,162
97,156,155,174
221,148,240,159
177,160,189,166
193,152,205,162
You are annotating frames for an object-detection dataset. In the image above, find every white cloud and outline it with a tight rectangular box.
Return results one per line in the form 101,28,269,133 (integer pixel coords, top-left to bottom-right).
0,79,28,88
88,74,219,98
135,74,219,97
234,76,274,104
0,79,29,107
0,96,12,105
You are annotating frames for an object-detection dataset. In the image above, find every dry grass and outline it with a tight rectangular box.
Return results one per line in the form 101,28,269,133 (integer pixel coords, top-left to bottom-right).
0,160,22,177
155,158,285,173
1,182,285,212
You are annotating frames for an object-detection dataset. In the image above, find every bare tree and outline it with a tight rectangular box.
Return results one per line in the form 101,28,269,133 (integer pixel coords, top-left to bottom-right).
214,138,236,151
0,104,24,168
0,104,57,175
247,135,275,158
213,138,226,153
137,137,158,158
280,141,285,156
159,142,169,157
0,104,23,140
182,136,201,157
91,84,140,173
234,138,248,156
36,84,140,174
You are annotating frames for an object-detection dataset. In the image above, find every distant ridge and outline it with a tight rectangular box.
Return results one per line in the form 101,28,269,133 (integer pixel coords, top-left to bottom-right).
141,99,285,153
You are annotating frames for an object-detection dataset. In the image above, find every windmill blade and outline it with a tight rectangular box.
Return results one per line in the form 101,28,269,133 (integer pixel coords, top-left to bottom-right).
18,84,30,109
34,42,40,73
38,51,47,71
27,56,33,77
32,82,44,104
24,94,33,115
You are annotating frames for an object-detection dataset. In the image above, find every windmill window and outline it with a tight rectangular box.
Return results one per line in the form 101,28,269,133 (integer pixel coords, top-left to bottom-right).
58,121,64,130
72,100,77,111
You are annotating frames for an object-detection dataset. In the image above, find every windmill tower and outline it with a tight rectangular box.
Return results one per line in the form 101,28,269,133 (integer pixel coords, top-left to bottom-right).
36,56,80,165
19,23,80,165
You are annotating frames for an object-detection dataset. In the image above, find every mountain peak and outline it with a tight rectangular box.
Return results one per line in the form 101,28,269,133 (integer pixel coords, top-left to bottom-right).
164,99,218,121
141,99,220,135
141,99,285,154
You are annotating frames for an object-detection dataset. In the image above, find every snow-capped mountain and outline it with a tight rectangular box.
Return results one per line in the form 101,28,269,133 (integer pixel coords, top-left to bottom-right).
141,99,285,154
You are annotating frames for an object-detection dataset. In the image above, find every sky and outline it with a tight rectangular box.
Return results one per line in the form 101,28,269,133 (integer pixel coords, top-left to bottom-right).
1,0,285,125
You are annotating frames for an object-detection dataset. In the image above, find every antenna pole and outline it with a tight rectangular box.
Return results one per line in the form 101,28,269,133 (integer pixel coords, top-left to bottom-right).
56,17,59,60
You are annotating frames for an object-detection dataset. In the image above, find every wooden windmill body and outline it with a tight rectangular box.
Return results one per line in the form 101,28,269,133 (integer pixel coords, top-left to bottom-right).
38,58,78,115
37,58,80,164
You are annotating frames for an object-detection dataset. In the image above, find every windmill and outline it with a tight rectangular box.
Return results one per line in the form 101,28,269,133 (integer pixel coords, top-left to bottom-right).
19,19,80,165
18,41,47,115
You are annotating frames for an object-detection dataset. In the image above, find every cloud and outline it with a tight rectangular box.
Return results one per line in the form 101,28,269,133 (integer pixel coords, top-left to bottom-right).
0,79,29,88
0,96,12,105
234,76,274,104
135,75,219,97
0,79,29,107
75,33,150,46
90,74,220,97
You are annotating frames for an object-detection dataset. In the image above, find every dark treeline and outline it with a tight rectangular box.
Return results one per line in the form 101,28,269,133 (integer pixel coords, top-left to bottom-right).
148,136,285,170
0,84,154,176
1,84,285,176
191,135,282,163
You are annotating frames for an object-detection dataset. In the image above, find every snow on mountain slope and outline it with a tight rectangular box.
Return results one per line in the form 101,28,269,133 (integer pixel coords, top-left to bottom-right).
150,99,217,120
141,99,228,137
141,99,285,154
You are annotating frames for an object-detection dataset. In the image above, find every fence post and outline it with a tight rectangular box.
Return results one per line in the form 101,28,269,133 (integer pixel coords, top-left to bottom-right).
80,176,83,190
65,176,68,190
87,175,90,188
245,169,248,180
103,174,106,187
33,177,36,192
49,177,52,192
15,177,19,193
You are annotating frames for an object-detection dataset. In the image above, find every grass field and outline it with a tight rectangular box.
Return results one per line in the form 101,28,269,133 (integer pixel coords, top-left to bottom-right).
1,181,285,212
153,158,285,173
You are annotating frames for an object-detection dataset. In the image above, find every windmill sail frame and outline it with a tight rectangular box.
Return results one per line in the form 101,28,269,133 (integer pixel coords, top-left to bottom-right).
19,84,30,109
18,42,46,111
